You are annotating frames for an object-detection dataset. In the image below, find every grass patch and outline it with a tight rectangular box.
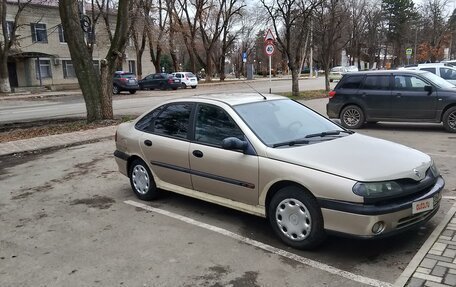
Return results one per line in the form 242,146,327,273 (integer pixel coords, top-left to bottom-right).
278,89,328,100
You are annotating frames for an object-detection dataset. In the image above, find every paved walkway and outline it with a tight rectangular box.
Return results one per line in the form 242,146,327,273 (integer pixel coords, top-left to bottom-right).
0,125,455,287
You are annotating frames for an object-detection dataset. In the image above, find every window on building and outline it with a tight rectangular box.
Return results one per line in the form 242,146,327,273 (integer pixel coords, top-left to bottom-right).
35,59,52,79
128,60,136,74
6,21,14,40
62,60,76,78
31,23,48,43
58,24,66,43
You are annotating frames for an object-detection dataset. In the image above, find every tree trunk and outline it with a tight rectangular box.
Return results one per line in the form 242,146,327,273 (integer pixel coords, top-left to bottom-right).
205,50,213,82
100,60,113,119
220,54,226,81
0,54,11,93
291,67,299,96
59,0,102,122
136,50,143,79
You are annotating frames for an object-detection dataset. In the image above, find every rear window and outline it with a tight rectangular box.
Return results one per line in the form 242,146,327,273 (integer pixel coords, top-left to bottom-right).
120,73,135,78
185,72,196,77
338,75,364,89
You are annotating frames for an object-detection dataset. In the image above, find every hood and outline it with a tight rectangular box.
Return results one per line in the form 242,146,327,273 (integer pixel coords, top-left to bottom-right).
266,133,431,182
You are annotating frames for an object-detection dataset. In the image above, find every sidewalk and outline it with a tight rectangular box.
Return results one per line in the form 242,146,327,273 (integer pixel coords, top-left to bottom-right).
0,126,455,287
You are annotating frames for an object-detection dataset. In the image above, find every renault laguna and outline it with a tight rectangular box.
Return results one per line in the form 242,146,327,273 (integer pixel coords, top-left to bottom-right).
114,93,444,249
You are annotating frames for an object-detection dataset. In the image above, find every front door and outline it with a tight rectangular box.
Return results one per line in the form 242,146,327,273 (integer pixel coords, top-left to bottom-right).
391,75,437,119
189,104,259,205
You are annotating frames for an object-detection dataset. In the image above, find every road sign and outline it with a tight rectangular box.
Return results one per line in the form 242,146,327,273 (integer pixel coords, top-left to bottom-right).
264,28,275,43
406,48,413,55
265,44,274,56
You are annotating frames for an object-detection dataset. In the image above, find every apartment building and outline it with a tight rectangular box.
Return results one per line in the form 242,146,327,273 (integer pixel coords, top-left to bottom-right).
4,0,155,90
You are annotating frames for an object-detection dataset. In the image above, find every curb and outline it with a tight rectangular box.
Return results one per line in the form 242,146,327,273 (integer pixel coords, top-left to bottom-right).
394,203,456,286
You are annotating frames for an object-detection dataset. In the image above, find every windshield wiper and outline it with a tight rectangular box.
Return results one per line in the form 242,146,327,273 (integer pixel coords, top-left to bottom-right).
305,130,353,139
272,139,310,148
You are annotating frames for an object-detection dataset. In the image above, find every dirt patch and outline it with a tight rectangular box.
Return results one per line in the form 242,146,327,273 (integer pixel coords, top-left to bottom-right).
11,182,54,200
70,195,115,209
228,271,260,287
0,116,134,143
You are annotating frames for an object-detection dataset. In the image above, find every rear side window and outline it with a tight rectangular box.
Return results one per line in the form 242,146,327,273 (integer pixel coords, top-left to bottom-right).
135,105,165,133
338,75,364,89
362,75,390,90
154,103,193,139
420,67,436,74
440,68,456,80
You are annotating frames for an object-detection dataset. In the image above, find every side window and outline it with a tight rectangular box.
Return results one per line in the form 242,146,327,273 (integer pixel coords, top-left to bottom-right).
338,75,364,89
420,68,436,74
154,103,192,139
394,76,427,90
362,75,390,90
195,104,244,146
440,68,456,80
135,106,165,133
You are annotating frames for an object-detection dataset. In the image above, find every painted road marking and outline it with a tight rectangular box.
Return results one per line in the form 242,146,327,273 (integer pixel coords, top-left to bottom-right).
125,200,392,287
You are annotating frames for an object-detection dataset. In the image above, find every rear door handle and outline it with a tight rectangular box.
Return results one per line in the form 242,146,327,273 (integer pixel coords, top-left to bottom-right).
144,140,152,146
192,150,203,158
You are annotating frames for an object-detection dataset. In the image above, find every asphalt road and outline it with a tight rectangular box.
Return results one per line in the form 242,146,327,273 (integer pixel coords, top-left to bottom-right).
1,97,455,286
0,77,328,123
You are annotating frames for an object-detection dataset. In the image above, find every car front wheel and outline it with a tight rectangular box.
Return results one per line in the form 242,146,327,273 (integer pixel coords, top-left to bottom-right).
443,106,456,133
340,105,365,129
268,186,325,249
129,159,159,201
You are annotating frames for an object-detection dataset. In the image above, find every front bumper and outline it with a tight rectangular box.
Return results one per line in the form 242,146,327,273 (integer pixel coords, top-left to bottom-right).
319,176,444,238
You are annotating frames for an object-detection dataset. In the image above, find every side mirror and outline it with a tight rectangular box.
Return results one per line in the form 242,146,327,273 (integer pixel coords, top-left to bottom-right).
424,85,433,94
222,137,248,151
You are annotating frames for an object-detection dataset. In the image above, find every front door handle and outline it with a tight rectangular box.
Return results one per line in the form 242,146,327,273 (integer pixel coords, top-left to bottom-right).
144,140,152,146
192,150,203,158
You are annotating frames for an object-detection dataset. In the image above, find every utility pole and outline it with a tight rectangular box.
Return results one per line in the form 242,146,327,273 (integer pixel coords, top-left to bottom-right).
309,19,313,77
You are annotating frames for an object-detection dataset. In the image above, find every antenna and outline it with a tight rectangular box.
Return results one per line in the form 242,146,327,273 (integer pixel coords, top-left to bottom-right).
244,81,267,100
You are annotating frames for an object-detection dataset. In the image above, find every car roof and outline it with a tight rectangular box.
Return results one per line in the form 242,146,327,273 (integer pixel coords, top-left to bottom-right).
170,93,286,106
343,69,431,76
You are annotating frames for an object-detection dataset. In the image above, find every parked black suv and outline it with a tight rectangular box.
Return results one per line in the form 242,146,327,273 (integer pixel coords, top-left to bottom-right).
326,70,456,132
113,71,140,94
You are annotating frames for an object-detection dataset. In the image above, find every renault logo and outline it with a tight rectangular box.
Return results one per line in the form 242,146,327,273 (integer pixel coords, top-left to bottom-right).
413,168,421,179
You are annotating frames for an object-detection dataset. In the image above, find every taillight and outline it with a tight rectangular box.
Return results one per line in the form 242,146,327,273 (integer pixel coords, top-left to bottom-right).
168,78,173,84
328,90,336,98
120,78,128,82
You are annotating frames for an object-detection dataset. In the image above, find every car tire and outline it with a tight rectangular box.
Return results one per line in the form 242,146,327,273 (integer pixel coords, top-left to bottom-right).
172,87,178,90
443,106,456,133
191,86,197,89
129,90,137,94
340,105,365,129
268,186,326,250
113,85,120,94
129,159,159,201
139,84,144,90
159,83,165,90
181,83,187,89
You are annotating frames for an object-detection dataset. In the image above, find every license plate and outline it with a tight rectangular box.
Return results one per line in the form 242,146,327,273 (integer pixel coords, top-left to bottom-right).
174,80,179,83
412,197,434,214
129,79,135,83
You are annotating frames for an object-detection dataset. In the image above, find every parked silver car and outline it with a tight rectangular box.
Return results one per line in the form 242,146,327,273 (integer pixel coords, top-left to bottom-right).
114,93,444,249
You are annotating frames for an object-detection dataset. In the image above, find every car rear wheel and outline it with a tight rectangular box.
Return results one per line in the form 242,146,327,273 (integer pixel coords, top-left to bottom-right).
159,83,165,90
129,159,159,201
191,86,197,89
113,85,120,94
268,186,325,249
181,83,187,89
443,106,456,133
129,90,137,94
340,105,365,129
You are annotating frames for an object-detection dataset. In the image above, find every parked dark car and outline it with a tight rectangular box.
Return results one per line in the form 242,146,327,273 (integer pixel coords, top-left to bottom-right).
113,71,140,94
138,73,181,90
326,70,456,132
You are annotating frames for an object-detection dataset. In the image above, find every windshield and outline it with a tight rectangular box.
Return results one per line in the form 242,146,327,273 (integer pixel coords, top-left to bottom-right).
420,71,456,89
234,99,347,147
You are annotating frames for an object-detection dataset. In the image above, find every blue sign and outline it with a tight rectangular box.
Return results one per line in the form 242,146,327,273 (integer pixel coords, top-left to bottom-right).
242,52,247,63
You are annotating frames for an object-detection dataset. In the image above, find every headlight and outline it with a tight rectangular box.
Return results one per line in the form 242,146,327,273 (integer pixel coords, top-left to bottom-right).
430,161,440,177
352,181,403,198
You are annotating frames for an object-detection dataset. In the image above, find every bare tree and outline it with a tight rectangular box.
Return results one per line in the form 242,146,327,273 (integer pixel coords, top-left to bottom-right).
59,0,131,121
131,0,152,79
314,0,349,91
261,0,320,96
147,0,169,73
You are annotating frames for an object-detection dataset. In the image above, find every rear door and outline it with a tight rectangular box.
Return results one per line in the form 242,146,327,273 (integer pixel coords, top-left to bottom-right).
139,102,194,189
358,75,392,119
391,74,437,119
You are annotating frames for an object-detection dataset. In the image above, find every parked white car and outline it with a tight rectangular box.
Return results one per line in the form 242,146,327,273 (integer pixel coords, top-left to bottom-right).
400,63,456,85
172,72,198,89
